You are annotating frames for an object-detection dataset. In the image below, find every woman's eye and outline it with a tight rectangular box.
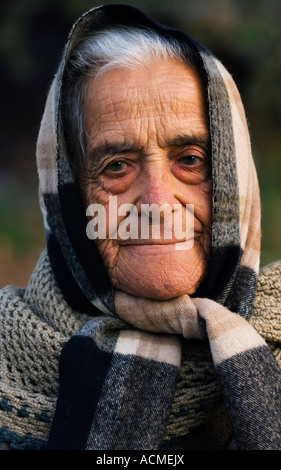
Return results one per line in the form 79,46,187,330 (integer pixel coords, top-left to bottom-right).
179,155,201,166
106,161,127,172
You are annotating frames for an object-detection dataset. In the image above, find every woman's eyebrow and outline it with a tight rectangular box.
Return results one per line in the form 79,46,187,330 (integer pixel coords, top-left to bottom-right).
166,133,211,152
88,142,141,162
88,132,211,162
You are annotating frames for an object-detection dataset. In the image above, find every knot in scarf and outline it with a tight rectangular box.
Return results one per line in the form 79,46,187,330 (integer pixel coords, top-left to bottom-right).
115,291,266,362
47,288,281,450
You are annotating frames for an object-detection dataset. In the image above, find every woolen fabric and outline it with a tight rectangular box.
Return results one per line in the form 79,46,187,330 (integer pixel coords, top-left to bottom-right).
1,251,281,449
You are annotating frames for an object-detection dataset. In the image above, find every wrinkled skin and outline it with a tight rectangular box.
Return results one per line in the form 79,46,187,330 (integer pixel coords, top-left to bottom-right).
82,58,212,299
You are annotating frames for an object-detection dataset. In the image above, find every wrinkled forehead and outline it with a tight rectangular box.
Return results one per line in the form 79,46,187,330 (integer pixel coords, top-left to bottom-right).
83,58,209,143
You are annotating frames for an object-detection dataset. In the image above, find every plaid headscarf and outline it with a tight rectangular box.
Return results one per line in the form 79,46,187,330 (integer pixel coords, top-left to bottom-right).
33,4,281,449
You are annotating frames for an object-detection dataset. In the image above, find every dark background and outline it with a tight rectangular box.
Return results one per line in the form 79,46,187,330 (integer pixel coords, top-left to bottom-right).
0,0,280,287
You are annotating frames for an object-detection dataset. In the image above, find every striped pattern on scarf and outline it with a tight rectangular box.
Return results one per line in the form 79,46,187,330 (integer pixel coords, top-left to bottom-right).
5,4,281,449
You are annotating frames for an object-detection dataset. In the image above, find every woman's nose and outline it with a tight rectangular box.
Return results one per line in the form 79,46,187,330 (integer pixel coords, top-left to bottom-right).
136,161,176,209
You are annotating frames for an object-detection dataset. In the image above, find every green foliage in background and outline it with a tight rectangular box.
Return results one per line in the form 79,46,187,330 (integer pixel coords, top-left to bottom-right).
0,183,44,256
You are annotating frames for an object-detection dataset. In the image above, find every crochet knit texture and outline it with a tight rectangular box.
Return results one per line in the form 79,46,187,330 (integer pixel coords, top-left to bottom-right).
0,250,280,449
0,251,89,449
250,261,281,367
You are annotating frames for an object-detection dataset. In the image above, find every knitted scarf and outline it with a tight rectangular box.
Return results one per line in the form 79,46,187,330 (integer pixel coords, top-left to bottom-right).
1,4,281,450
0,250,226,450
1,251,281,449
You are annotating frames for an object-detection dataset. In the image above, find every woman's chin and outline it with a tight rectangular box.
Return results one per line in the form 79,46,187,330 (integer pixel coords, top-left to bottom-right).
110,244,207,299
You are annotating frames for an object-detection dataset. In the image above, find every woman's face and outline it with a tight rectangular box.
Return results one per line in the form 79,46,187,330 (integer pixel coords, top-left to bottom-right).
82,58,212,299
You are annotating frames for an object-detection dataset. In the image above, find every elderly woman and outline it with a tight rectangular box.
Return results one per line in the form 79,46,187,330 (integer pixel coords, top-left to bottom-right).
1,4,281,450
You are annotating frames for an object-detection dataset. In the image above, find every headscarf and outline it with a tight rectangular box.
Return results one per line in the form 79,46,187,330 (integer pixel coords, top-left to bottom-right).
38,4,260,319
5,4,281,450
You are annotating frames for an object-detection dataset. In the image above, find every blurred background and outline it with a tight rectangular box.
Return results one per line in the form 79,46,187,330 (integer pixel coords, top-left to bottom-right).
0,0,280,287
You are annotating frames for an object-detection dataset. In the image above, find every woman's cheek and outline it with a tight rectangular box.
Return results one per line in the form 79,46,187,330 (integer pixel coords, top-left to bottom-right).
200,180,213,228
83,182,110,206
199,178,212,195
99,166,137,194
95,238,119,269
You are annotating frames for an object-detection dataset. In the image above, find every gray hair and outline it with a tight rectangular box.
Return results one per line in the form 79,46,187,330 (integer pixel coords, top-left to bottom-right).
62,27,199,177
